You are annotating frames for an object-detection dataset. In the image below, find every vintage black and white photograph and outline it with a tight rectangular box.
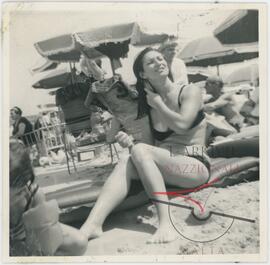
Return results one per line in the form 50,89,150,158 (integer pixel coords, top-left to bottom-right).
2,2,267,262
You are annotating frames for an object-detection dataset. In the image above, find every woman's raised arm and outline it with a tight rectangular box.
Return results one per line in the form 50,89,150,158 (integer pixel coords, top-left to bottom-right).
148,85,203,132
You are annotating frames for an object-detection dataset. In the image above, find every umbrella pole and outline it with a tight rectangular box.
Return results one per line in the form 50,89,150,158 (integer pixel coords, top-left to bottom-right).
217,65,220,76
69,62,75,85
110,58,116,76
62,127,71,175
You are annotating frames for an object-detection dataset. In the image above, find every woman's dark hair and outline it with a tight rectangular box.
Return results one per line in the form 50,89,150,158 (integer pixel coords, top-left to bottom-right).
133,47,173,119
10,140,34,188
133,47,157,119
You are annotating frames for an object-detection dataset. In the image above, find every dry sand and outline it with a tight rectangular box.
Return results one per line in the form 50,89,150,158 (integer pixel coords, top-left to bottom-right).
84,181,259,255
35,146,259,256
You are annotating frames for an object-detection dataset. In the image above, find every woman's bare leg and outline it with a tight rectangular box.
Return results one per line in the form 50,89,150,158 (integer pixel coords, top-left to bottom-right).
131,143,209,244
80,154,138,239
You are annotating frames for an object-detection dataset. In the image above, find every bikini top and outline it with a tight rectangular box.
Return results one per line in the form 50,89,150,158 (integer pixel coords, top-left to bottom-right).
148,85,205,142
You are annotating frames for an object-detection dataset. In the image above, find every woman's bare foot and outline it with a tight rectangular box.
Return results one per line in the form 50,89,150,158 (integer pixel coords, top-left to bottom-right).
80,224,103,240
147,224,178,244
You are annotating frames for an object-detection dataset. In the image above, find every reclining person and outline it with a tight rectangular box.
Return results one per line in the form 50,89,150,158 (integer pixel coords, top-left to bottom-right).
203,76,245,142
9,139,87,256
204,76,245,127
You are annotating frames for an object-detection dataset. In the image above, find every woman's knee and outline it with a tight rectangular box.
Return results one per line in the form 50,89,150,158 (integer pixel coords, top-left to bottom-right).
131,143,152,163
106,154,137,184
194,164,209,186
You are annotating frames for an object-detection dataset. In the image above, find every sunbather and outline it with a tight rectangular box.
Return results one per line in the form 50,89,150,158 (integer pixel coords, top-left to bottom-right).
204,75,245,130
80,47,210,244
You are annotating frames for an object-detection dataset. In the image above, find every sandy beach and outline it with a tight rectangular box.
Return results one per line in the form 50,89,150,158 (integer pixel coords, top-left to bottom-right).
35,146,259,256
5,3,265,261
83,180,259,256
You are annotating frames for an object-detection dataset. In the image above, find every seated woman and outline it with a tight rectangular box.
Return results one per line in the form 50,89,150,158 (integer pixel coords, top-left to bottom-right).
10,107,36,147
9,139,87,256
80,47,210,244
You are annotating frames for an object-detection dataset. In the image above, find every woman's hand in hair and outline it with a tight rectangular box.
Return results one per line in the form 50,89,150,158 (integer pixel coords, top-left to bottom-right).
115,131,134,148
145,88,163,109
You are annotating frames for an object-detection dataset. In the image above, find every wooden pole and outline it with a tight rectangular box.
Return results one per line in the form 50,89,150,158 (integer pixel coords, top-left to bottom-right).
110,58,116,76
69,62,75,85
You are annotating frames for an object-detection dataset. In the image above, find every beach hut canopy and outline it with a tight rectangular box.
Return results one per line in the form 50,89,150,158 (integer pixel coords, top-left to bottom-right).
214,10,258,45
34,22,173,62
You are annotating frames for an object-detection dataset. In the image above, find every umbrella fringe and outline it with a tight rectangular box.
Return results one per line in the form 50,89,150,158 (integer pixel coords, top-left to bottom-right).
74,24,141,48
183,50,236,63
34,22,172,62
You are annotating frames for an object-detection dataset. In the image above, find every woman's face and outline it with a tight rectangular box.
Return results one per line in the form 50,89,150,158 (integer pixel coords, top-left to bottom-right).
141,51,169,80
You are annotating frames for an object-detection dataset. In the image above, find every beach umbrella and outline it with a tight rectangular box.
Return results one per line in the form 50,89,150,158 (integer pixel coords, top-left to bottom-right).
224,63,258,86
34,22,172,63
31,57,59,74
214,10,258,45
32,65,88,89
178,36,258,75
35,34,103,62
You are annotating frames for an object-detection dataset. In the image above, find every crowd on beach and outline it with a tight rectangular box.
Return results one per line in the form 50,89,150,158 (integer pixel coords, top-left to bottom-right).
9,37,259,256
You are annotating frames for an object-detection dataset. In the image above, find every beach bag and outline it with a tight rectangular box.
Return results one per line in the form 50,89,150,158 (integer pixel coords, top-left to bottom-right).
60,98,91,136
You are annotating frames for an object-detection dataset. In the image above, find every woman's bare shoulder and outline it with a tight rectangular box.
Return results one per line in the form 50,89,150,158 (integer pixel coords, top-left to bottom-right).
181,83,201,97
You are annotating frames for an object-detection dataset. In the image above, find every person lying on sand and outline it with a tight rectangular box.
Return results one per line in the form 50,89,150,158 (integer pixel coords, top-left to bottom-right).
80,47,210,244
204,75,245,132
9,139,87,256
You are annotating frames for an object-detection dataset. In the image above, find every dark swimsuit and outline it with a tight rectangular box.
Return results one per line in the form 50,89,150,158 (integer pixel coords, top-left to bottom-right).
148,85,211,172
